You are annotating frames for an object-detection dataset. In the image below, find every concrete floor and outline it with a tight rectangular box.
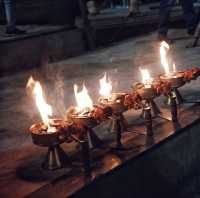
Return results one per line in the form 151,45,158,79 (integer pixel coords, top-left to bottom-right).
0,28,200,152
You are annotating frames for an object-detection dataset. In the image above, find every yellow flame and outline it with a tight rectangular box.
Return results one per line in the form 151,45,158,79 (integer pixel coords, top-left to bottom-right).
27,76,52,127
99,73,112,99
74,84,93,114
160,41,170,75
140,68,153,87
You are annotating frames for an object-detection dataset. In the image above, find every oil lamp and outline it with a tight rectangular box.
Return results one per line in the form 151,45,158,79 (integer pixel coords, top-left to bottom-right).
159,41,185,105
27,77,71,170
67,84,102,173
131,69,157,136
98,73,127,113
70,84,102,147
138,68,161,116
98,73,129,149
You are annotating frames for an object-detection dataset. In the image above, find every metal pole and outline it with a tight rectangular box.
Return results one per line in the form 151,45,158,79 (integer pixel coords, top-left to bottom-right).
170,93,178,122
144,106,153,136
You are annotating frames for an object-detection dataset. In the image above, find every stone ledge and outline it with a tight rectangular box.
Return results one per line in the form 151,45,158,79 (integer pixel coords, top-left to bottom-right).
0,28,85,75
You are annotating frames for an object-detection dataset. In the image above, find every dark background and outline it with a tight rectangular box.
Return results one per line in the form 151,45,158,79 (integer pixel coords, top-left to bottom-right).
0,0,160,25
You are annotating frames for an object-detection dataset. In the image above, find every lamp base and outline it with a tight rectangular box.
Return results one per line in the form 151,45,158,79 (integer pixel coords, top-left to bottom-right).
42,145,70,170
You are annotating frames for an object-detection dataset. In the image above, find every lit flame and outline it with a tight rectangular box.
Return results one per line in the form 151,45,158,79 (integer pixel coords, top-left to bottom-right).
99,72,112,99
140,68,153,88
160,41,170,75
27,76,52,128
74,84,93,115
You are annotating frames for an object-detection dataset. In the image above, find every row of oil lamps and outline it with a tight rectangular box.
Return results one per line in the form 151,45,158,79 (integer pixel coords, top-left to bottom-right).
26,41,200,172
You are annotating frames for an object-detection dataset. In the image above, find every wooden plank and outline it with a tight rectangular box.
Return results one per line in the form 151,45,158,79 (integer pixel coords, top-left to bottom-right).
24,106,200,198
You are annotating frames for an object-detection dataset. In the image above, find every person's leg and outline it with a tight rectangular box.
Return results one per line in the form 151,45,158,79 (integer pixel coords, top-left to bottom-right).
158,0,176,37
179,0,197,35
3,0,16,31
129,0,139,13
3,0,26,34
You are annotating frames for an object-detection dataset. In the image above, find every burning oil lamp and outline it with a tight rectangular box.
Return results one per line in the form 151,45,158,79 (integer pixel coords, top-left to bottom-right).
137,68,161,116
67,84,103,173
70,84,102,146
98,73,127,113
159,41,185,105
70,84,96,126
138,69,154,98
131,68,157,136
27,77,71,170
98,73,129,149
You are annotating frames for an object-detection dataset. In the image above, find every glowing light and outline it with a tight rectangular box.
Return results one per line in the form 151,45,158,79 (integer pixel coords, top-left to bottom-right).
160,41,170,75
27,76,52,128
140,68,153,88
74,84,93,115
99,73,112,99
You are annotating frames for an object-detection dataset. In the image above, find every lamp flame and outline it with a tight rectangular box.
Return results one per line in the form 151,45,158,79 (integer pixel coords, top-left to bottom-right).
74,84,93,115
140,68,153,88
99,72,112,99
160,41,170,76
27,76,52,128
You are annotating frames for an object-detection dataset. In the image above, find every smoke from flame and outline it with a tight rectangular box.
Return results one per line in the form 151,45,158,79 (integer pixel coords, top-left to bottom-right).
173,63,177,73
